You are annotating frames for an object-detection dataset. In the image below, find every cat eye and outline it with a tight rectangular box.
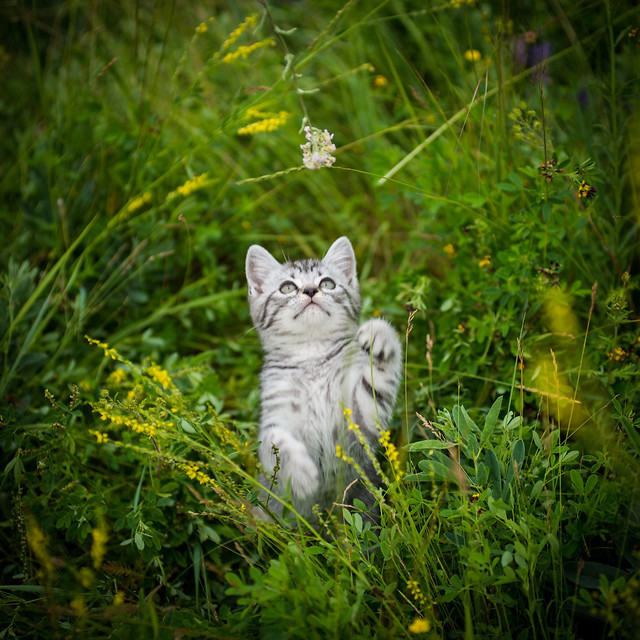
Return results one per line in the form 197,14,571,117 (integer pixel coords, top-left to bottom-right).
279,281,297,294
319,278,336,291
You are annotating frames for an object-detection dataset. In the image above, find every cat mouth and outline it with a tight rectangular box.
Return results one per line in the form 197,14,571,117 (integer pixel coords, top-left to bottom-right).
294,301,331,319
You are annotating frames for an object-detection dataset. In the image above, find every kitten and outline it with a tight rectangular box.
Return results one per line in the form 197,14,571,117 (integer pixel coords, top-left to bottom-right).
245,237,401,521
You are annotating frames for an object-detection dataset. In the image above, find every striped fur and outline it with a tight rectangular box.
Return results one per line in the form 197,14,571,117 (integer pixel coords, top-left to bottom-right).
246,237,401,520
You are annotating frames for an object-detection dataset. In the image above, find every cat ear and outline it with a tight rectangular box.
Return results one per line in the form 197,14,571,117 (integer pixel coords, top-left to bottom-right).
246,245,280,296
323,237,356,282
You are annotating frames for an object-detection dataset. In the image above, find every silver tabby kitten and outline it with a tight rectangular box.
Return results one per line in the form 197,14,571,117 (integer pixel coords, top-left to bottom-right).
246,237,401,520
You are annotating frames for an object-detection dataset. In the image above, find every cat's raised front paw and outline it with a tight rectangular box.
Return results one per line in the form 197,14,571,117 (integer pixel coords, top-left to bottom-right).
286,453,319,499
357,318,400,364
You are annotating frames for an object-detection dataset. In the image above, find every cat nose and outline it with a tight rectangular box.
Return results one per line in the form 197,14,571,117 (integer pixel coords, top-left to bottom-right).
303,286,318,298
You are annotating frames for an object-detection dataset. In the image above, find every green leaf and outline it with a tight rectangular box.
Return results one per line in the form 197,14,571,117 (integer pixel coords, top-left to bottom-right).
408,439,454,451
512,439,525,469
501,550,513,567
134,532,145,550
570,469,584,493
481,396,503,443
406,459,453,483
585,474,598,496
485,449,501,495
461,192,486,207
353,512,363,535
611,397,622,414
453,405,480,436
504,439,524,497
619,415,640,454
530,480,544,499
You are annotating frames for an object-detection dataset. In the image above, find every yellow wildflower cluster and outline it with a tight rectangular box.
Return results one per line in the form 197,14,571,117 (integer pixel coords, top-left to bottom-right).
443,243,456,258
195,17,214,35
146,364,172,389
211,418,245,453
464,49,482,62
374,74,388,87
220,13,260,52
222,38,273,64
167,173,209,200
95,405,159,438
607,347,628,362
126,192,152,215
178,460,219,490
577,180,597,200
341,407,389,487
379,429,404,480
107,368,127,387
335,444,355,466
89,430,109,443
26,518,55,578
237,110,290,135
407,578,429,608
478,255,491,268
91,521,109,569
127,385,144,403
86,335,119,360
408,618,432,634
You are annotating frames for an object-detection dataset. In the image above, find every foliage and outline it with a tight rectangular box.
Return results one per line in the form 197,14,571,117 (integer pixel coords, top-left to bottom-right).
1,0,640,638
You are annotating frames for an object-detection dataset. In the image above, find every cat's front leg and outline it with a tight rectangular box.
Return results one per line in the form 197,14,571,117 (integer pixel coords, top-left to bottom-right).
353,318,402,423
259,426,319,500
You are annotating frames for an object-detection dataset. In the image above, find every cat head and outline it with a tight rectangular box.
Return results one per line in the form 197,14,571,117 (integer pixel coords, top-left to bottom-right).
245,237,361,346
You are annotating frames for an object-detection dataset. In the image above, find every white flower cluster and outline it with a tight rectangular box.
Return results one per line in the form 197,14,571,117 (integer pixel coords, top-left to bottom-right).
300,126,336,170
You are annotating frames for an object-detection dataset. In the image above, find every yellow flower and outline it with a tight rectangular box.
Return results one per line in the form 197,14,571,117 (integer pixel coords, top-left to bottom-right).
408,618,431,634
577,180,597,200
195,22,208,35
167,173,210,200
220,13,260,52
443,243,456,258
126,192,152,214
85,335,119,360
374,74,388,87
379,430,403,479
146,364,172,389
237,110,290,135
222,38,273,64
107,368,127,387
478,255,491,268
464,49,482,62
91,521,109,569
26,518,55,578
607,347,627,362
89,430,109,444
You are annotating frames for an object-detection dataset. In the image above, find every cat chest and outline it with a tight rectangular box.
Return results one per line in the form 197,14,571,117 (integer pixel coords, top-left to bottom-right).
260,365,345,445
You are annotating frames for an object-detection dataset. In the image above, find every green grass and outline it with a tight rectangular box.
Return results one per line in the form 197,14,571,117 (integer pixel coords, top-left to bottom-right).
1,0,640,638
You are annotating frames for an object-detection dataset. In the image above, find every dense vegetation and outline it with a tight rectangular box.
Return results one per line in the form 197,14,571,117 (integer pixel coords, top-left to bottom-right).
1,0,639,638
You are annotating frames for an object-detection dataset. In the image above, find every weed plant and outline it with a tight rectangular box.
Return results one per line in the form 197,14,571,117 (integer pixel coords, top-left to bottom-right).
1,1,639,638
